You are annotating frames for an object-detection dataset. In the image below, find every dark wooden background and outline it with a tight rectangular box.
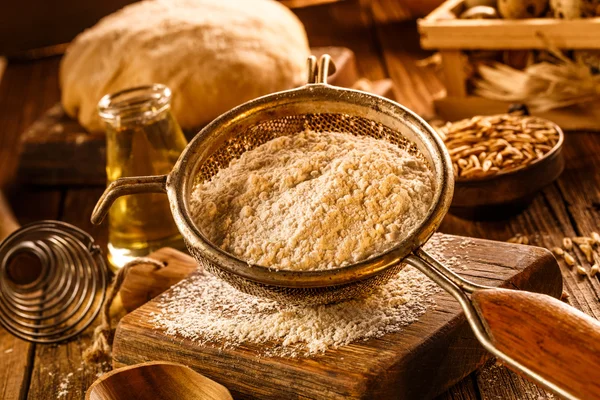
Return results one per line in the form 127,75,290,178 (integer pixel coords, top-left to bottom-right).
1,1,599,399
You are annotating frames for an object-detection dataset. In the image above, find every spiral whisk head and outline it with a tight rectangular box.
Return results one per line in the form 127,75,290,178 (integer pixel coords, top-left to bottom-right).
0,221,108,343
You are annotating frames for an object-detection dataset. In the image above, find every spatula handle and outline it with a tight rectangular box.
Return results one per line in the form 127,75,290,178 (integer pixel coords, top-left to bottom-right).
471,288,600,400
0,191,19,242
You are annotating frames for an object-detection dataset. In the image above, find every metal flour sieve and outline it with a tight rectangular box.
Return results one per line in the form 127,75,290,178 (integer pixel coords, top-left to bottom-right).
91,55,600,399
91,54,453,305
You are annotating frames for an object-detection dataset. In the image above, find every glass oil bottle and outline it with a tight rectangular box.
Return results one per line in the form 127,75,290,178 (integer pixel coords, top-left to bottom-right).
98,84,187,269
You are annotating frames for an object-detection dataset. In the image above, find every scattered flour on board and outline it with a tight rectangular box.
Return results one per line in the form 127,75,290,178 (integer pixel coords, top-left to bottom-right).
57,372,73,399
151,234,467,357
190,130,435,271
478,362,556,399
424,234,473,270
51,360,110,399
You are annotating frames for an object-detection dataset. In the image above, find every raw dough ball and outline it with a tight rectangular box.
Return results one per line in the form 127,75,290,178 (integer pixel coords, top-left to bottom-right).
498,0,549,18
550,0,599,18
60,0,310,132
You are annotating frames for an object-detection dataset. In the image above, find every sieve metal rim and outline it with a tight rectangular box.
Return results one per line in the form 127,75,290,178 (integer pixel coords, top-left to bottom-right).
165,85,454,288
91,54,454,289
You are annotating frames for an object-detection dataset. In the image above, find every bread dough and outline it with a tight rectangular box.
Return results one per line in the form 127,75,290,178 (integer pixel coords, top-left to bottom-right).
60,0,310,132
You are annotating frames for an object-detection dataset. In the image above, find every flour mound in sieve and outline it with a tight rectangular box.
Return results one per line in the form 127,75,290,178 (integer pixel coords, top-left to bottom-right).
189,130,435,270
151,264,440,357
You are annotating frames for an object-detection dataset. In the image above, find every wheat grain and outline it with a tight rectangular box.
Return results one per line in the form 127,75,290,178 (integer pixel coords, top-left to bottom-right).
564,253,575,266
572,236,594,246
438,114,559,180
579,244,594,263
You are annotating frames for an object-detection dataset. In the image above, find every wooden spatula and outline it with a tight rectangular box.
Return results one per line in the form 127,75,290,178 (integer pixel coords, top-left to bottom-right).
86,361,233,400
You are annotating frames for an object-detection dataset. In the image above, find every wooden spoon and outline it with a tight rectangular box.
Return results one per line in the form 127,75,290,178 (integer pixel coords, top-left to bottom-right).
86,362,233,400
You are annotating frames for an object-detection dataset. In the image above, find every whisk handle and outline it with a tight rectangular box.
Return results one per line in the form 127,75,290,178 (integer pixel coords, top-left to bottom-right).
0,191,19,242
91,175,168,225
472,288,600,400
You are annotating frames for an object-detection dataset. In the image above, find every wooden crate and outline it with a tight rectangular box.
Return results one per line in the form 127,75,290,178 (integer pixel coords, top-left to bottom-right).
418,0,600,130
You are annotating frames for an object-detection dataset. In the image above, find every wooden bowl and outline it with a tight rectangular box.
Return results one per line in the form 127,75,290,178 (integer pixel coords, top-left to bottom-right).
86,361,233,400
449,124,565,219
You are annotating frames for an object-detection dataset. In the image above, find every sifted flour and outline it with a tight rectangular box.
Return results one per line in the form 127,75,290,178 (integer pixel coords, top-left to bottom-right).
150,234,462,357
190,130,435,270
151,266,438,357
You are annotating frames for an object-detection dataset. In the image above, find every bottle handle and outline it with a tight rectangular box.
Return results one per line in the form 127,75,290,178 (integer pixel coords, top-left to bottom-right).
91,175,168,225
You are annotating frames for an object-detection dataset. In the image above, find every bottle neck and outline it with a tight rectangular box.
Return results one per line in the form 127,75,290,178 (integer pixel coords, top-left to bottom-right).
98,84,172,127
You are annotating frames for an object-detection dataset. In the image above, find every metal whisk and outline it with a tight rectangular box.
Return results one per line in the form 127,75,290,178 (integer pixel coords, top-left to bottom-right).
0,195,108,343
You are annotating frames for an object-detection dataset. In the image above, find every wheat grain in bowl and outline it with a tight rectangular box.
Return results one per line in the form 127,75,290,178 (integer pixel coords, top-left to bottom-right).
189,130,435,271
437,114,560,180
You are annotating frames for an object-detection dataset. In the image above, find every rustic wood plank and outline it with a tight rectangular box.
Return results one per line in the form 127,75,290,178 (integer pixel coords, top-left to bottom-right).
295,1,388,80
552,132,600,316
439,51,466,97
476,362,551,400
112,236,561,400
0,57,61,187
435,376,478,400
369,0,413,24
373,20,444,120
26,188,110,400
0,338,33,400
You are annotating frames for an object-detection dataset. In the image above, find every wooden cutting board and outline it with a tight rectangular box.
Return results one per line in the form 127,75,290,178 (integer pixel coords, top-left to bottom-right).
112,234,562,400
16,46,393,186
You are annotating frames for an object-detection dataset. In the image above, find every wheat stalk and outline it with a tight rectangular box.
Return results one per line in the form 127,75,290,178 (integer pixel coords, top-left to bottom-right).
472,39,600,111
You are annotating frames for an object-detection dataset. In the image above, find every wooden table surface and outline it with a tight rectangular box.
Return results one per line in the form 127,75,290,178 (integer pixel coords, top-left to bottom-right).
1,2,599,399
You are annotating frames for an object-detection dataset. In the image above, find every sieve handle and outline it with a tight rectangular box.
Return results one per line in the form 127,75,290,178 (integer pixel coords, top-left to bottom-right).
472,288,600,400
307,54,336,85
407,251,600,400
91,175,168,225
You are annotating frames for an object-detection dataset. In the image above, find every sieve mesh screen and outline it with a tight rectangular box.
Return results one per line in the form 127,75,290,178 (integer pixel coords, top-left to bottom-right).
193,113,429,185
183,112,436,304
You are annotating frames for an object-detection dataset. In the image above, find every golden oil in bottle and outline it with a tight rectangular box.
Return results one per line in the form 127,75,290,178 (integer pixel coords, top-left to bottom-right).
98,84,187,269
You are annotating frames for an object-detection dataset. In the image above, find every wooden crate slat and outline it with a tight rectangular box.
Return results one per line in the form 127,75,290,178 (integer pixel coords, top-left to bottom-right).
419,15,600,50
